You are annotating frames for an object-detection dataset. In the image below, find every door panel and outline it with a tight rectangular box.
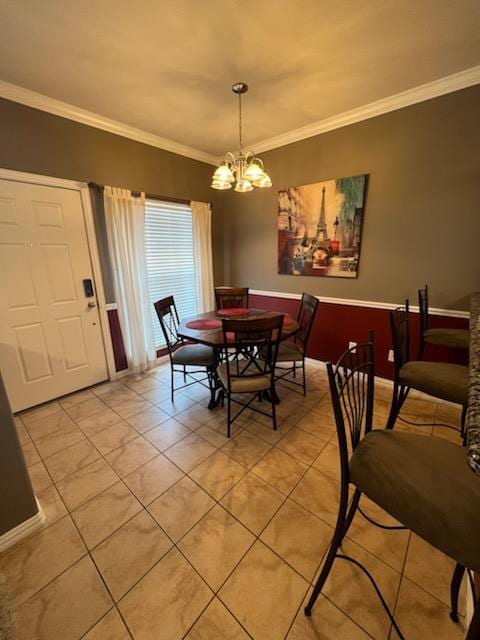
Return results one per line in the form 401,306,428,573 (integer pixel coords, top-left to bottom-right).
0,179,108,411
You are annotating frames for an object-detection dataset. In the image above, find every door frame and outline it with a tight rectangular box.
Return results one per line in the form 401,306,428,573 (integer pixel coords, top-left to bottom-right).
0,167,117,381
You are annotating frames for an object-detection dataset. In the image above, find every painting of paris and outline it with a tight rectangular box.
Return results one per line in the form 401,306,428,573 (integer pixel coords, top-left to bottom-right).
277,175,367,278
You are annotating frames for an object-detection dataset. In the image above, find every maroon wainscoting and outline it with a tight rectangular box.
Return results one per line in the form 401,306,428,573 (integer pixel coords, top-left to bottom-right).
107,308,128,372
249,294,468,380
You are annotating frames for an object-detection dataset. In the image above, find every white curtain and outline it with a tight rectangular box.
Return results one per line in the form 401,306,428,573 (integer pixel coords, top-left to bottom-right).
104,187,156,374
191,201,215,313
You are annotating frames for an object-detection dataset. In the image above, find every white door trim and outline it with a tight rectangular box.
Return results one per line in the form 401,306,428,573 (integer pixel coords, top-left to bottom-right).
0,167,117,381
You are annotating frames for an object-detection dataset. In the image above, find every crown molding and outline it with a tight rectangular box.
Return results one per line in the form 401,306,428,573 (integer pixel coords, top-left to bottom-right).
0,80,218,165
249,65,480,155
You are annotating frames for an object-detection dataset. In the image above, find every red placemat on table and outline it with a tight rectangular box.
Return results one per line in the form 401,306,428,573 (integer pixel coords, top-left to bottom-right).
185,319,222,330
217,308,249,317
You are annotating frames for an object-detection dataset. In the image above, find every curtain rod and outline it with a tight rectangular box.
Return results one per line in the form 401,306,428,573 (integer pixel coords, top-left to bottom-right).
88,182,190,206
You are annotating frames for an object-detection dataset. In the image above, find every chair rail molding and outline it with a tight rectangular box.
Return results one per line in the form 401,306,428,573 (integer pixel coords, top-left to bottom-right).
248,289,470,319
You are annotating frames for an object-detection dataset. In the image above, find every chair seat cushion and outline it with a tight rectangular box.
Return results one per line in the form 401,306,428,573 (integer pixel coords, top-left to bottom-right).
217,362,271,393
350,430,480,571
399,361,468,405
424,328,469,350
172,344,215,367
275,342,304,363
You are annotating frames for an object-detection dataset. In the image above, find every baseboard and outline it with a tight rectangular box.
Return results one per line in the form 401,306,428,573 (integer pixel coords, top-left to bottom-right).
0,499,45,553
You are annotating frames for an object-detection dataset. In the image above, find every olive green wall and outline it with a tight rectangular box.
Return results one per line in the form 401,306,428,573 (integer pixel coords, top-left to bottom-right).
213,85,480,311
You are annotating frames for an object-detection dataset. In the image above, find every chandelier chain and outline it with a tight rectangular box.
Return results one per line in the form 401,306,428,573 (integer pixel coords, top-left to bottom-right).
238,92,243,151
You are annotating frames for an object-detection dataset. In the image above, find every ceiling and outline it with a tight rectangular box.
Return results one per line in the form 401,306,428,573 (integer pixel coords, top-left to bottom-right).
0,0,479,159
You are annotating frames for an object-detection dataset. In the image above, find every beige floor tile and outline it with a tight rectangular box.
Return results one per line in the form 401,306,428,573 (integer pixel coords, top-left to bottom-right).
181,382,211,402
21,440,41,467
277,427,328,464
196,422,232,447
435,401,462,427
1,516,86,608
118,548,213,640
72,481,142,549
28,461,53,493
157,392,197,416
43,439,100,482
83,608,131,640
220,472,285,535
105,436,158,478
37,485,68,527
403,534,464,610
89,420,138,455
64,397,106,421
176,404,216,430
163,432,216,472
113,397,153,420
91,380,125,397
221,430,272,468
432,424,463,443
323,538,401,639
124,453,184,505
20,401,62,426
76,407,124,437
15,418,31,445
347,498,410,572
35,424,86,459
126,405,170,433
261,499,333,581
190,450,246,500
101,387,139,408
179,505,255,590
143,417,192,450
141,385,172,404
148,476,215,542
219,540,309,640
244,418,286,444
56,458,119,510
124,375,159,394
92,510,172,601
205,414,244,438
392,576,466,639
288,592,371,639
252,447,307,495
186,597,250,639
295,408,336,441
60,389,96,408
290,468,344,527
12,556,112,640
312,442,341,481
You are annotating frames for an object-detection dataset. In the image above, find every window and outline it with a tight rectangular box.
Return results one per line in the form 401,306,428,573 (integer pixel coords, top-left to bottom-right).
145,199,197,347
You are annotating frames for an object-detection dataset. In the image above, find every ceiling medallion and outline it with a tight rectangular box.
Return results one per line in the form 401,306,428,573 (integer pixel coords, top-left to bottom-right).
211,82,272,193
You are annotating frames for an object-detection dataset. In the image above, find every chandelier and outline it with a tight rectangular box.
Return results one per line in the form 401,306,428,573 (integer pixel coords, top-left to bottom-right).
211,82,272,193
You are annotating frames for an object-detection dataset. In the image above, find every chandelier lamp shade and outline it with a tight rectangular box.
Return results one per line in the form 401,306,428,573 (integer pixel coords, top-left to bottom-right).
211,82,272,192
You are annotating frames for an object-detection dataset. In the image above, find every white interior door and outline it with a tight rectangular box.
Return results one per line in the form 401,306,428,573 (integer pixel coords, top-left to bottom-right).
0,179,108,412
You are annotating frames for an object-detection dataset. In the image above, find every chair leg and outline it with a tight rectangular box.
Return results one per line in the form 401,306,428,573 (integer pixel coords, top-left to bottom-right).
305,486,352,616
271,389,277,431
386,383,408,429
183,365,187,382
227,393,232,438
461,404,467,440
466,597,480,640
170,367,174,403
293,362,296,379
302,357,306,396
450,563,466,623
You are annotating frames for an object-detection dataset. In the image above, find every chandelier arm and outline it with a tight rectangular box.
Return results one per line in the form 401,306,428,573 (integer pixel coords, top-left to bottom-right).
224,151,236,166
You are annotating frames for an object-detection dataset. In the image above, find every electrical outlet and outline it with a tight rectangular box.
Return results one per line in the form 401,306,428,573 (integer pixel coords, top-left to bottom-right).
349,341,357,351
388,349,394,363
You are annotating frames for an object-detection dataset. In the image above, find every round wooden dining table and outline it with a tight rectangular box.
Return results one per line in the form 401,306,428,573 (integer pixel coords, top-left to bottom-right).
177,308,299,408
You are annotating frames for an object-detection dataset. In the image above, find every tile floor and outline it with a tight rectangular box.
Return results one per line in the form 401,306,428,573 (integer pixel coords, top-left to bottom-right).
1,358,469,639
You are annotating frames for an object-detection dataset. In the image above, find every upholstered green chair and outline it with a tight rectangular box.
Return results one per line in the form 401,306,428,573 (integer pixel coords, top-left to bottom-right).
386,301,468,432
154,296,215,402
305,335,480,640
418,285,469,358
273,292,319,395
217,315,283,437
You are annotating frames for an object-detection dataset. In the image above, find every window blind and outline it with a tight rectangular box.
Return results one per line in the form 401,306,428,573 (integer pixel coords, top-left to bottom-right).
145,199,197,347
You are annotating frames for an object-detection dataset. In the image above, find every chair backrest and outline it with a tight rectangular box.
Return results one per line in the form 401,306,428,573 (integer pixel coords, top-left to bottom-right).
417,285,429,359
221,315,284,387
327,333,374,485
390,300,410,377
153,296,182,356
294,292,319,352
215,287,249,310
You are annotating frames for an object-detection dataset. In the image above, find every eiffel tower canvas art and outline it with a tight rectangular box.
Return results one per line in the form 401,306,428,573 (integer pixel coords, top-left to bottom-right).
278,174,368,278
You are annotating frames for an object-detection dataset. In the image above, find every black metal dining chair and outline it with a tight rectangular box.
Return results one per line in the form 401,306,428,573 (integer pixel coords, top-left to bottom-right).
418,285,469,359
305,334,480,640
153,296,215,402
273,292,319,395
216,315,283,437
386,301,468,433
215,286,249,310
